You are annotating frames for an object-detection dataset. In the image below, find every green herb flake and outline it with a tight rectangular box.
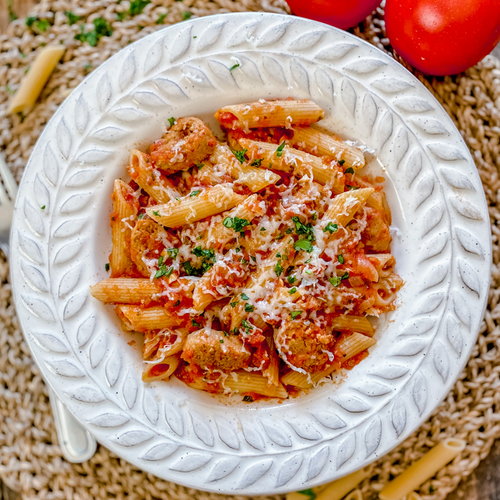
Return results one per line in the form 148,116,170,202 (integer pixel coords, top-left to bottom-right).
274,261,284,277
65,11,81,25
245,304,254,313
156,12,168,24
291,311,302,320
174,300,180,306
324,222,338,234
230,301,238,308
241,319,253,331
168,117,176,127
294,239,313,253
195,163,204,170
338,254,344,264
152,210,160,216
275,141,286,157
105,263,110,272
289,287,297,294
347,185,360,191
243,395,253,402
298,489,316,500
229,147,247,164
338,159,346,166
138,212,145,219
241,293,249,300
223,216,250,233
287,275,296,284
191,319,201,327
229,63,240,71
129,0,150,16
26,16,37,27
158,255,164,266
341,271,349,280
167,248,179,259
251,159,262,167
219,339,224,343
345,167,354,174
182,11,192,20
312,212,318,221
304,258,312,264
235,247,241,253
291,216,315,241
41,205,46,210
241,258,248,265
250,255,256,262
154,265,173,279
190,190,201,197
285,228,293,234
260,227,266,232
35,19,50,31
74,17,112,46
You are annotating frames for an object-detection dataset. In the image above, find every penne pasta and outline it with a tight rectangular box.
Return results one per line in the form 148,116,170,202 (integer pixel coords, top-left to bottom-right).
342,489,363,500
143,328,188,359
335,332,377,360
224,370,288,398
262,335,280,386
115,305,183,333
281,363,338,389
90,278,161,305
110,180,139,277
215,99,324,130
331,315,374,336
146,185,246,228
378,439,466,500
407,493,423,500
8,45,65,114
323,188,374,227
240,138,344,193
314,466,371,500
142,354,181,382
291,126,365,169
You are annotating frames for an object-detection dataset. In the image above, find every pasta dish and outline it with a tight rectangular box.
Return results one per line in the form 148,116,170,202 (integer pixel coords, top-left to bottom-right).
90,99,403,400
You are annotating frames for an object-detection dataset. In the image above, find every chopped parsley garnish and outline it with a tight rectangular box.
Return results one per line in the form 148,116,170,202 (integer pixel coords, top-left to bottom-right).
156,13,168,24
276,252,281,258
230,147,247,164
250,255,256,262
183,247,216,276
345,167,354,174
260,227,266,231
168,117,176,127
158,255,164,266
230,301,238,308
275,234,285,240
285,228,293,234
182,11,192,20
312,212,318,221
251,159,262,167
294,239,313,253
167,248,179,259
347,185,360,190
219,339,224,344
138,213,145,219
27,17,50,31
193,246,215,261
174,300,180,306
154,265,173,279
289,287,297,294
274,261,284,277
291,311,302,320
223,216,250,235
304,258,312,264
129,0,150,16
275,141,286,157
191,319,201,327
195,163,204,170
287,275,296,284
338,254,344,264
229,63,240,71
291,216,315,241
324,222,338,234
243,395,253,402
190,190,201,197
105,263,110,272
245,304,254,312
329,272,349,287
153,210,160,216
241,293,249,300
235,247,241,253
339,159,346,166
65,11,81,25
74,17,113,47
241,258,248,265
241,320,253,331
298,489,316,500
41,205,45,210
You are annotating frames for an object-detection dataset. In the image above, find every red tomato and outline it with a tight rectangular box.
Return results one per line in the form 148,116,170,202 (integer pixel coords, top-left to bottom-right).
385,0,500,75
285,0,382,30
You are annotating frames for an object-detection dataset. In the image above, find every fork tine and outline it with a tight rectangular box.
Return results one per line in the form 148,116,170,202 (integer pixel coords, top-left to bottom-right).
0,155,18,200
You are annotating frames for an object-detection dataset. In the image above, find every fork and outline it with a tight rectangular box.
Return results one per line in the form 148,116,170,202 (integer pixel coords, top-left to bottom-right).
0,154,97,463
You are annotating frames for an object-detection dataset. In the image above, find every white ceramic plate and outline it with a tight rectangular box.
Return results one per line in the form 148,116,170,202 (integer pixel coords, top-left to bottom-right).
11,13,491,495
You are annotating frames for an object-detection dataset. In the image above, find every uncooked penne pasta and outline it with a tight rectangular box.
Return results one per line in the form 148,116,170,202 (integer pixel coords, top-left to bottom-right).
8,45,65,114
90,278,161,305
110,180,138,277
378,439,466,500
215,99,324,130
331,315,374,336
240,138,344,193
224,370,288,398
146,185,246,228
343,489,363,500
335,332,376,360
314,466,371,500
128,149,177,204
280,363,338,389
407,493,423,500
142,354,181,382
323,188,374,227
115,305,182,333
291,126,365,169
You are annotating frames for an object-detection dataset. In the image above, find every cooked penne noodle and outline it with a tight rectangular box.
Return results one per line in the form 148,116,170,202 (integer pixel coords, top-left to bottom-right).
323,188,374,227
215,99,324,130
142,354,181,382
262,335,280,386
240,138,344,193
143,328,188,359
128,149,176,204
314,466,371,500
8,45,65,114
331,315,374,336
335,332,377,360
280,363,338,389
110,180,139,277
90,278,161,304
379,439,466,500
367,253,394,267
291,126,365,169
146,185,246,228
224,370,288,398
115,305,182,333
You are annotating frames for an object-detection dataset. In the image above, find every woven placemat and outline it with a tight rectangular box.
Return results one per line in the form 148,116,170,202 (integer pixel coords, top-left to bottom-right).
0,1,499,499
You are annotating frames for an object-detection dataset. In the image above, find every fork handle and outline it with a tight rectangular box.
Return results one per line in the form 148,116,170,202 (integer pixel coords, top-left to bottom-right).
48,387,97,463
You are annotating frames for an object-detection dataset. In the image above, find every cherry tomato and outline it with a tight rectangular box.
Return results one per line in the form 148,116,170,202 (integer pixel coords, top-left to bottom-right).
385,0,500,75
285,0,382,30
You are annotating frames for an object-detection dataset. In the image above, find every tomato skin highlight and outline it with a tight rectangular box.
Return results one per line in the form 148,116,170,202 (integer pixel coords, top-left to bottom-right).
285,0,382,30
385,0,500,75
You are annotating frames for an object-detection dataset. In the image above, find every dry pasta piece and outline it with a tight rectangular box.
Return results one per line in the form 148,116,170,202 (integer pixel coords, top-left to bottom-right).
379,439,466,500
115,305,182,332
291,126,365,169
110,179,139,277
8,45,65,114
407,493,423,500
240,138,344,193
224,370,288,398
215,99,324,130
146,185,246,228
142,354,181,382
90,278,161,305
280,363,338,389
335,332,377,360
343,489,363,500
323,188,374,227
312,466,371,500
331,315,374,336
127,149,177,203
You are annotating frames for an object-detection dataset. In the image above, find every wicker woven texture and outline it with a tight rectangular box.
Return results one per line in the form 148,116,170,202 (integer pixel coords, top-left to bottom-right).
0,1,499,499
